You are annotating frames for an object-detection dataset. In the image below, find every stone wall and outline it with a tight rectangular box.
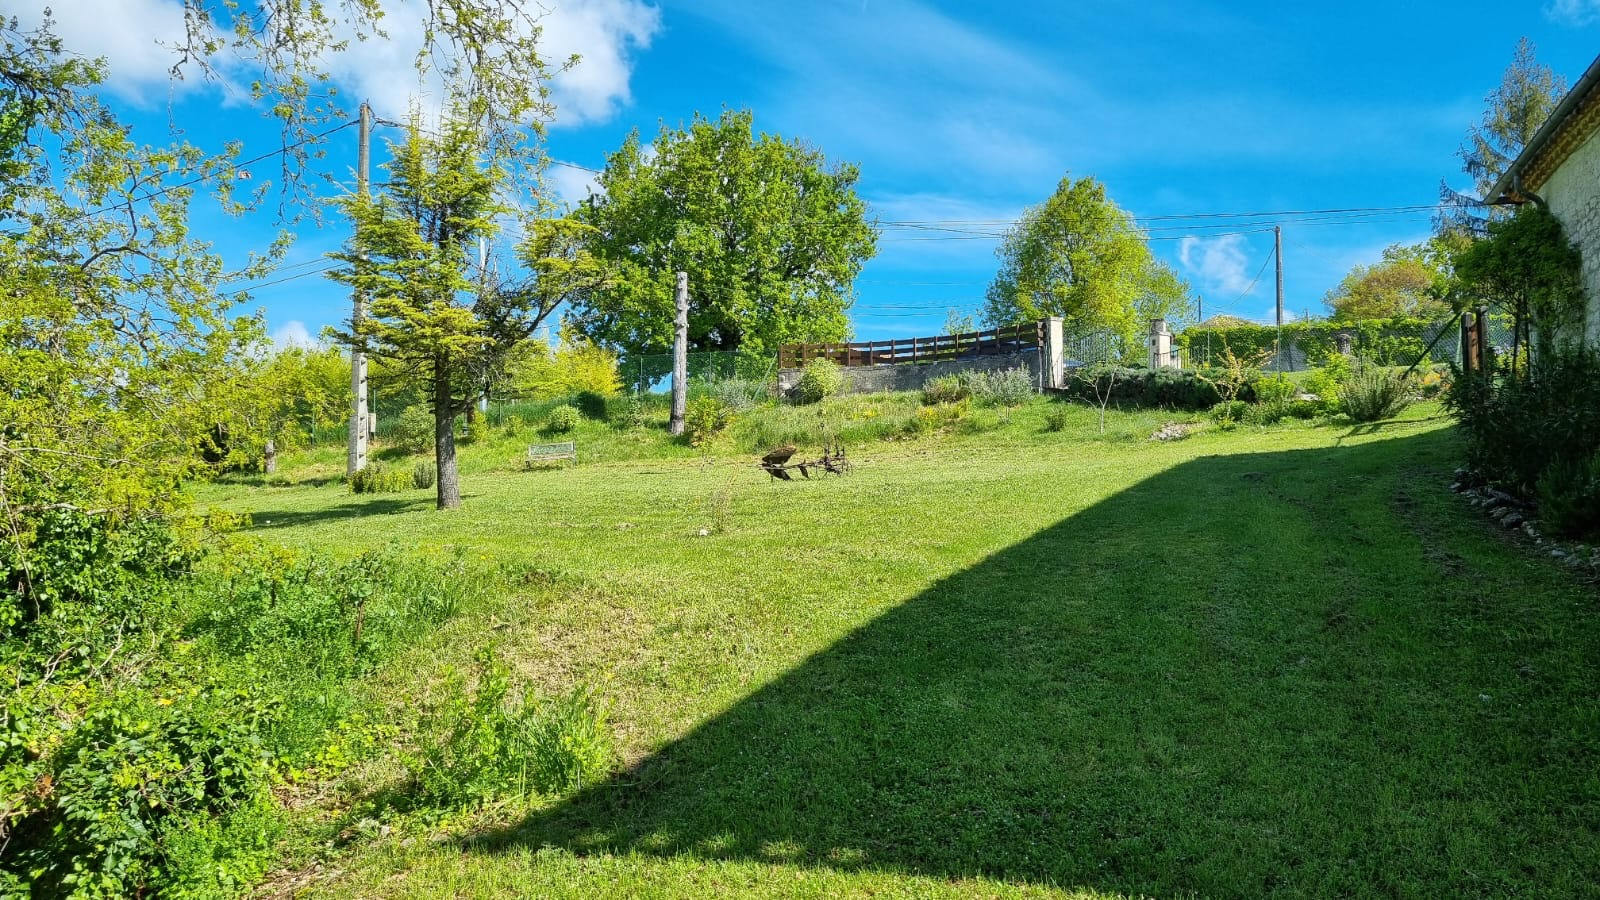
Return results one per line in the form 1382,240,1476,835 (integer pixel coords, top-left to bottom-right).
1541,124,1600,346
777,349,1042,397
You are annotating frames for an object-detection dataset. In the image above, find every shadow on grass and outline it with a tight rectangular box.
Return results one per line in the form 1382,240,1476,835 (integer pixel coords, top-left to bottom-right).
466,427,1599,896
246,495,432,530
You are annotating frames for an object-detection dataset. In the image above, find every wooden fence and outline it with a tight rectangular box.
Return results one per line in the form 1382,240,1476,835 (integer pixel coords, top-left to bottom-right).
779,321,1042,369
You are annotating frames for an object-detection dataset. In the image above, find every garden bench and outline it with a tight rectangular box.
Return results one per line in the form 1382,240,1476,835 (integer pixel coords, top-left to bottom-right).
527,441,577,466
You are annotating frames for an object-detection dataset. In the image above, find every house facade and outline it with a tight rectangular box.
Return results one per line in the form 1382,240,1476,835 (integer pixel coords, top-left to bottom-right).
1491,54,1600,346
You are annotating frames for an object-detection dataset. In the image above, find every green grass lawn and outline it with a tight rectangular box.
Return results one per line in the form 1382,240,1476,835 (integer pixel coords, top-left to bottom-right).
199,398,1600,898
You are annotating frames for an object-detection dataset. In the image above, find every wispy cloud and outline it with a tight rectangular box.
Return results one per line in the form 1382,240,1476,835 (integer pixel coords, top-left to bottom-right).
22,0,659,126
269,320,318,351
1546,0,1600,26
13,0,191,104
1178,234,1260,298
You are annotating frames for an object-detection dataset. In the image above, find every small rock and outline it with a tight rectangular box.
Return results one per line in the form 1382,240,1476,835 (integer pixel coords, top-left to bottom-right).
1551,548,1568,560
696,528,710,537
1503,513,1524,528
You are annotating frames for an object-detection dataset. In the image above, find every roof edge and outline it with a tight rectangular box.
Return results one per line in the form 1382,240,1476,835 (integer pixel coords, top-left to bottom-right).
1488,53,1600,204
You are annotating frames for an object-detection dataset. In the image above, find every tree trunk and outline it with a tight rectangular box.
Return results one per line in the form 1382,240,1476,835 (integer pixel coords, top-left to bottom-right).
263,438,277,474
434,361,461,509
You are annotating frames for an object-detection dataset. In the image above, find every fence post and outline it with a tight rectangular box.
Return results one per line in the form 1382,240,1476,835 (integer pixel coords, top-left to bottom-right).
1475,306,1492,373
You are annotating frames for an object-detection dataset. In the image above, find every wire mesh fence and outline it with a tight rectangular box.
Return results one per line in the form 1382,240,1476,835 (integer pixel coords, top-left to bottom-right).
619,350,777,394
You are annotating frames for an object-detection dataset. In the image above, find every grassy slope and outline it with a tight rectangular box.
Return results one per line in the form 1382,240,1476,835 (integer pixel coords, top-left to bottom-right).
199,400,1600,898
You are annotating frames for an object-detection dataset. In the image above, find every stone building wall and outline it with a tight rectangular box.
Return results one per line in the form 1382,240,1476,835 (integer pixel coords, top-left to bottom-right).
1540,124,1600,346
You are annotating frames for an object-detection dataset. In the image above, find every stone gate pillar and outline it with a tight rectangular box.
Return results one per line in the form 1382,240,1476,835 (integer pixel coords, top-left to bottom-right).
1148,318,1174,368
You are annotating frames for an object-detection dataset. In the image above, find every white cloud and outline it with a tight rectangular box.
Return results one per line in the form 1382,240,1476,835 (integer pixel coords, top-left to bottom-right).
540,0,661,126
23,0,658,126
1178,233,1259,298
13,0,191,103
270,320,317,351
545,162,601,208
1546,0,1600,25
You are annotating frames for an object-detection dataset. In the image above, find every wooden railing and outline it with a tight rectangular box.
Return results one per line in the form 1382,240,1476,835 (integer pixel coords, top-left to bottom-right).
779,321,1042,369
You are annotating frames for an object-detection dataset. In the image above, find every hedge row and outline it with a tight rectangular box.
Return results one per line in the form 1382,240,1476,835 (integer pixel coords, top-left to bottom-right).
1176,317,1441,368
1061,366,1256,410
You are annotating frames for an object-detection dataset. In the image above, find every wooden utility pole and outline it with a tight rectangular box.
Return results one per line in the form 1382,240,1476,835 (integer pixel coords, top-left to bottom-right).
669,271,688,436
347,100,373,477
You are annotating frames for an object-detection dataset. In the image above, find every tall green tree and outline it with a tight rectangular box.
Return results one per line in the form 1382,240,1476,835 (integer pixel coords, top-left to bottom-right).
1323,235,1466,321
1460,37,1568,199
569,109,877,357
0,14,273,544
1442,37,1567,228
331,120,604,508
982,174,1189,355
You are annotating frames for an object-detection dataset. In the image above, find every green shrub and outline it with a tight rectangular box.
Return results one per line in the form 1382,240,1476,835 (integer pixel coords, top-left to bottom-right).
1536,449,1600,537
394,405,434,454
412,461,437,490
922,374,969,405
909,400,969,435
502,413,526,436
610,395,647,430
462,416,490,445
1339,363,1413,423
411,648,612,807
1242,401,1289,427
1253,372,1296,406
683,395,734,447
574,390,609,420
707,376,771,412
1044,404,1073,432
1065,366,1242,410
8,687,279,896
1209,400,1248,427
544,404,581,434
962,367,1034,407
1446,345,1600,499
1301,359,1350,414
350,462,410,494
794,358,846,404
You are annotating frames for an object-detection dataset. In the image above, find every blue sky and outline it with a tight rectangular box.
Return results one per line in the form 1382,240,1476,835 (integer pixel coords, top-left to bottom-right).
27,0,1600,346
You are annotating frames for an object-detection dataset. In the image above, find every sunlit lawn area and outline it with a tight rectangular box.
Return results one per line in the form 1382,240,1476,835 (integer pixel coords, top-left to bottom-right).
198,398,1600,898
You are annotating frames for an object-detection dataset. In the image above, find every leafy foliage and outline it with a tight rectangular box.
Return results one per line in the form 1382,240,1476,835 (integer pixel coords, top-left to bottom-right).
922,375,970,405
569,109,877,356
410,648,612,807
960,367,1035,407
394,405,436,455
1179,317,1444,368
683,396,735,447
1454,205,1585,365
793,358,846,405
1324,238,1460,321
983,174,1190,354
1064,367,1241,410
703,377,771,413
544,405,581,435
330,117,607,509
350,462,411,494
1338,364,1414,423
1445,346,1600,510
412,461,438,491
1536,449,1600,538
1458,37,1567,205
505,335,624,401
